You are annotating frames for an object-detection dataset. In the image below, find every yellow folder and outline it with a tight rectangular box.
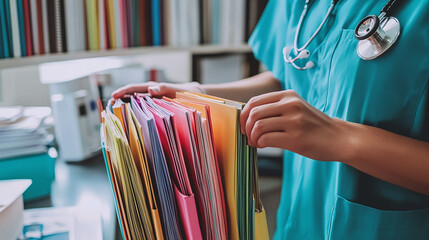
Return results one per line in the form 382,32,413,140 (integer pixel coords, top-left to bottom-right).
102,135,131,240
104,107,155,239
125,103,164,240
255,208,269,240
252,148,270,240
102,114,131,240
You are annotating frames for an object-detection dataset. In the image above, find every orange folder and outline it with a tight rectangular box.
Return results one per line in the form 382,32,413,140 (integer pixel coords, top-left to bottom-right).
101,113,131,240
125,103,164,240
176,98,228,239
176,92,240,240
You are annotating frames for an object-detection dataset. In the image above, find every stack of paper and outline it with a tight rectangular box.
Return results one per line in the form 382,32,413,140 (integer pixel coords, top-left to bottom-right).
101,92,268,240
0,107,53,160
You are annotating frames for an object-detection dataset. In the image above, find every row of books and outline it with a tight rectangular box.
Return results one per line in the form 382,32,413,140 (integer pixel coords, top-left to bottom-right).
0,0,268,59
100,92,269,239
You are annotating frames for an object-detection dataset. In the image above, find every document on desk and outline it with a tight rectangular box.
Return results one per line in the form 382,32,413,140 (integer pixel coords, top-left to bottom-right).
101,92,269,240
21,206,103,240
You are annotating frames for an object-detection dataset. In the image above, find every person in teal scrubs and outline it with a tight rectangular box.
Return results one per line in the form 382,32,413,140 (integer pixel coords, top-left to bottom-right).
113,0,429,238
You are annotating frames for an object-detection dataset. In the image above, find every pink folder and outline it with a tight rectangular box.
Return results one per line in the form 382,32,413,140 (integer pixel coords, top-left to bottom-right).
141,98,203,240
153,98,211,238
174,186,203,240
176,99,228,239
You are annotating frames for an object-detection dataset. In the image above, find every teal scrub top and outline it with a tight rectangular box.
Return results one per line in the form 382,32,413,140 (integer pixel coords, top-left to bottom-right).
249,0,429,239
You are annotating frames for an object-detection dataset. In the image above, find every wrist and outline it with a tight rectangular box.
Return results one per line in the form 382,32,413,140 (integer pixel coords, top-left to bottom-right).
333,118,362,164
189,81,206,94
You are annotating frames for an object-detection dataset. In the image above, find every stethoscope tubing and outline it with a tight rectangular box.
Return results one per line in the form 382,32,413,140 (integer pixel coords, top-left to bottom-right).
293,1,336,54
284,0,404,70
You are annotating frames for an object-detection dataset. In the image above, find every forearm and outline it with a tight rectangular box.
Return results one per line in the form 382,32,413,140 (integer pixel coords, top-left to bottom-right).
339,119,429,196
202,71,282,102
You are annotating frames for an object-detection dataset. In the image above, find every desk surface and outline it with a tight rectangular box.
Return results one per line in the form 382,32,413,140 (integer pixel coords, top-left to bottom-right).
24,153,118,240
23,152,283,240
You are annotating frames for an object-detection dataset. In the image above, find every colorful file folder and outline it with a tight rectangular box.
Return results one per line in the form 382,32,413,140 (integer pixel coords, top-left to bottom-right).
100,92,269,240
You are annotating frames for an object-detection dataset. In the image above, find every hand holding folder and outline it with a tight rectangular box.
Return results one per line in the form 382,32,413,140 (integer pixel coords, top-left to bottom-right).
100,92,269,240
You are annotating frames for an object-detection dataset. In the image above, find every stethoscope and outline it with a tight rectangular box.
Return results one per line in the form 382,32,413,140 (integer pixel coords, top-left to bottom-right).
283,0,403,70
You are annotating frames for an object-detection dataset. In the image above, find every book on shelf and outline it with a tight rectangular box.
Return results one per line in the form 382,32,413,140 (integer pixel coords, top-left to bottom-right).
0,0,268,59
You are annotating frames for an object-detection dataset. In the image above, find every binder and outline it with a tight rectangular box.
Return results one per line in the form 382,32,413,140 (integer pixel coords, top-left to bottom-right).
125,0,133,47
118,0,128,48
8,0,21,57
131,0,140,47
138,0,147,46
4,0,14,57
0,0,11,58
0,0,5,59
85,0,99,50
35,0,45,54
106,0,116,48
98,0,107,50
16,0,26,56
151,0,162,46
22,0,32,56
29,0,38,55
47,0,66,53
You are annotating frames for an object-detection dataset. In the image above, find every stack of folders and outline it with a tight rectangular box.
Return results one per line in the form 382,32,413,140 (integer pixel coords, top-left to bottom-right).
100,92,269,240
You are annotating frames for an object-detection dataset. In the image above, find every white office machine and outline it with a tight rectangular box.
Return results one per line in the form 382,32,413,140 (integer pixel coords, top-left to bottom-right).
39,57,169,162
39,57,127,162
48,76,101,162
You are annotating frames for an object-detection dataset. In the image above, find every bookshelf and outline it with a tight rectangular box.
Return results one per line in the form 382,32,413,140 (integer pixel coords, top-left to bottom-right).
0,0,268,106
0,44,253,70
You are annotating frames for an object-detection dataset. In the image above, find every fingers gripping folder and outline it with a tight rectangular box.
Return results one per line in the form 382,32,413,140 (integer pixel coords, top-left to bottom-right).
100,92,269,240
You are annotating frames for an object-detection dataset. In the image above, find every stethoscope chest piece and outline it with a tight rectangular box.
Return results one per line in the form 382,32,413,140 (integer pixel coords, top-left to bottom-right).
355,15,400,60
